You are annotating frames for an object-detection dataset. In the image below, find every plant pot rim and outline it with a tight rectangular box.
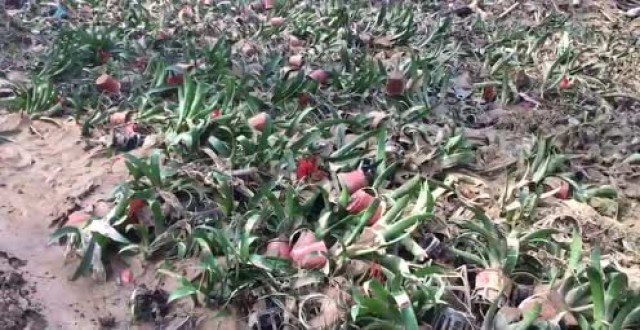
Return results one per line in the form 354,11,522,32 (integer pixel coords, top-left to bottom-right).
267,238,289,243
473,268,513,302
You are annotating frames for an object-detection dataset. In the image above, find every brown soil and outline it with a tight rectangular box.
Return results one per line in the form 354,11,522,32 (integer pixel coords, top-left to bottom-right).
0,113,134,328
0,113,242,329
0,251,46,330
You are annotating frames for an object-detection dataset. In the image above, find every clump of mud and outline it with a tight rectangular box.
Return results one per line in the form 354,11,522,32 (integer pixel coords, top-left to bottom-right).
0,251,46,330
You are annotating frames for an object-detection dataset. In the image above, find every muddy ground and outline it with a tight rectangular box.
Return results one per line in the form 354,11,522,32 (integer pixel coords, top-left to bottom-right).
0,113,238,330
0,250,46,330
0,114,133,329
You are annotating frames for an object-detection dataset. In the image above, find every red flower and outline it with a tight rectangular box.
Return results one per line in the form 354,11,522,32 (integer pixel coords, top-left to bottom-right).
555,181,570,200
338,168,368,193
98,49,110,64
133,58,147,71
559,76,571,90
264,240,291,259
298,93,311,107
346,189,383,225
296,156,318,180
67,211,91,227
127,199,146,222
369,262,385,283
120,269,133,285
210,109,221,119
123,122,139,135
290,230,327,269
482,86,497,102
166,73,184,85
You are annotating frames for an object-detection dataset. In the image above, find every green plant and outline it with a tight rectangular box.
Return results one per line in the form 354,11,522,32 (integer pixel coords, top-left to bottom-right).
351,280,421,329
6,77,62,117
578,267,640,330
159,213,290,306
450,207,560,301
38,25,128,78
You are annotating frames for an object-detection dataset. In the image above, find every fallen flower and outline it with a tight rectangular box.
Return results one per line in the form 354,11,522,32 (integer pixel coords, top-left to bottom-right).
346,189,383,225
296,156,315,179
518,294,559,322
120,269,133,285
264,240,291,259
248,112,269,131
296,156,325,181
157,29,173,41
289,35,303,48
123,122,139,135
210,109,221,119
127,199,146,222
67,211,91,226
555,181,570,200
385,70,405,96
369,262,385,283
98,49,110,64
559,76,571,90
270,17,285,27
338,168,368,193
308,69,328,84
290,230,328,269
165,73,184,86
288,55,303,69
298,93,311,107
242,43,256,57
482,86,497,102
133,58,147,72
95,74,121,94
178,5,193,20
109,112,128,125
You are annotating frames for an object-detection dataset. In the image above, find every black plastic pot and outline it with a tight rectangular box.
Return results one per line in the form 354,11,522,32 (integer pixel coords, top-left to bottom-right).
251,298,284,330
510,283,535,306
113,132,145,152
510,274,537,306
419,233,444,258
432,307,474,330
130,285,169,323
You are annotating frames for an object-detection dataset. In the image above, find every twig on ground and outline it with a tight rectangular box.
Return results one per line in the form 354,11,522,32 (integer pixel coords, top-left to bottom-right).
498,2,519,19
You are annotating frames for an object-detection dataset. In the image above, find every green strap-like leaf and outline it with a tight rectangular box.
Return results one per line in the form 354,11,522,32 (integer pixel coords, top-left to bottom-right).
330,129,381,159
167,279,199,303
605,273,628,321
587,267,606,328
71,238,96,281
514,302,541,330
568,230,582,273
610,293,640,329
50,226,82,242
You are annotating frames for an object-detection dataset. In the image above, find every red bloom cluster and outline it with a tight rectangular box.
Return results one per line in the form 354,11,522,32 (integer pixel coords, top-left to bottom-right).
166,73,184,86
127,199,146,222
559,76,571,90
98,49,110,64
482,86,497,102
296,156,325,181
